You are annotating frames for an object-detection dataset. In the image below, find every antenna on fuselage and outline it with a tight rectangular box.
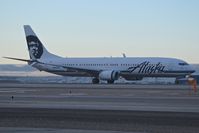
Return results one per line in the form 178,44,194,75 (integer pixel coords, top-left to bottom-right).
122,53,126,58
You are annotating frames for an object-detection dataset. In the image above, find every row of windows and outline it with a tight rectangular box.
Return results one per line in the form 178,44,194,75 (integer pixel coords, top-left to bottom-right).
64,63,140,67
63,63,189,67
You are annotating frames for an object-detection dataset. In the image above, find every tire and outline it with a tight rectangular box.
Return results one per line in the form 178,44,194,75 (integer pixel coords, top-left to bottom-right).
107,80,114,84
92,78,99,84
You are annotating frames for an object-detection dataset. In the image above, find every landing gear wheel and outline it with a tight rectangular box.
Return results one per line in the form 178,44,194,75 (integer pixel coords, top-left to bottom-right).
107,80,114,84
92,78,99,84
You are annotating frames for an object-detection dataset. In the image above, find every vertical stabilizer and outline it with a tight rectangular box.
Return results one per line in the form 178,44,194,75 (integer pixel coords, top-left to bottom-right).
24,25,55,60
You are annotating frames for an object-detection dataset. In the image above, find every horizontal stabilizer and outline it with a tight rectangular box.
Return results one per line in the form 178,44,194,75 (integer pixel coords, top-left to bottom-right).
3,57,30,62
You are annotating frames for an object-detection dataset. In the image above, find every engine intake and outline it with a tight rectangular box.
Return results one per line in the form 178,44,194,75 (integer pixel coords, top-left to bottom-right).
99,70,119,81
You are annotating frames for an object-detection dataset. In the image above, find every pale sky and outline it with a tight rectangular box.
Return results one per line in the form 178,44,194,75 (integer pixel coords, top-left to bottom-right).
0,0,199,64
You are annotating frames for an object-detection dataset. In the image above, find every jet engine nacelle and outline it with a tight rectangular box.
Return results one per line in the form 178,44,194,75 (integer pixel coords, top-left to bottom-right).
99,70,119,81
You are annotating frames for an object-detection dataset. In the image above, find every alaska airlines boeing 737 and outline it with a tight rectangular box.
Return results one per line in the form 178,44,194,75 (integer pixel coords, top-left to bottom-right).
4,25,195,84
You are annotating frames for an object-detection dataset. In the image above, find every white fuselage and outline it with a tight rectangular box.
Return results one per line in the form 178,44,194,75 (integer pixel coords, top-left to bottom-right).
33,56,194,80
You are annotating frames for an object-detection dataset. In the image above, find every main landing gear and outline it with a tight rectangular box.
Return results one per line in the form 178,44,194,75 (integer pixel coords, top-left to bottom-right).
107,80,114,84
92,78,99,84
92,78,115,84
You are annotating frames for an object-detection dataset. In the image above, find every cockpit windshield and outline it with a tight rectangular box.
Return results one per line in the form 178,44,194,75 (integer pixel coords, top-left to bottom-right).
178,62,189,66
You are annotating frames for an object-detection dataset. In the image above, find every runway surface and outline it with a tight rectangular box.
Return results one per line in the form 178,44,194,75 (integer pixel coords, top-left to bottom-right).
0,83,199,133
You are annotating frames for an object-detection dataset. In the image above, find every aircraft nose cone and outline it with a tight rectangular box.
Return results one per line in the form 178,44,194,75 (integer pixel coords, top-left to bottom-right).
189,70,195,73
189,65,196,73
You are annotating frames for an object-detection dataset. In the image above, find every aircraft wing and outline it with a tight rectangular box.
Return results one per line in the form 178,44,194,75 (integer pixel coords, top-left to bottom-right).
37,61,100,77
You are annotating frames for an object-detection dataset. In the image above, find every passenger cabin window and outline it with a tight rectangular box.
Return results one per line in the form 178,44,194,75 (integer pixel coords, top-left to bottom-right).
179,62,188,66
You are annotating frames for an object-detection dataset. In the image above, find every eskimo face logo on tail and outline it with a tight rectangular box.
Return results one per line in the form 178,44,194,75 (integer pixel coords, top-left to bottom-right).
26,35,43,59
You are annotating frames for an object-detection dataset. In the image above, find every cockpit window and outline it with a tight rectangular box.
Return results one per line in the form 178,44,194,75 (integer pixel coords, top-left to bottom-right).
179,62,188,66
